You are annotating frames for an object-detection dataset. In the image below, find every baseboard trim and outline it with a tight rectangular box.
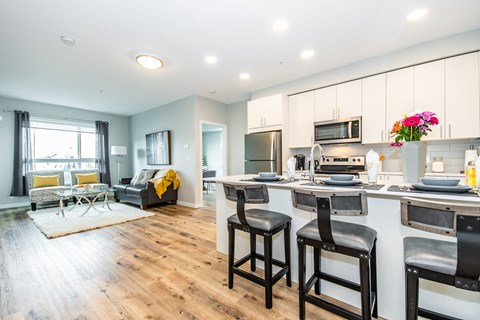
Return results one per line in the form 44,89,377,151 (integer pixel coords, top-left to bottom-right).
176,201,200,208
0,202,30,209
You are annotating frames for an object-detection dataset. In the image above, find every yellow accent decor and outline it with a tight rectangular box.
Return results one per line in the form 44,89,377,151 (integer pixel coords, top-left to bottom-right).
76,173,98,185
33,175,60,188
150,169,180,198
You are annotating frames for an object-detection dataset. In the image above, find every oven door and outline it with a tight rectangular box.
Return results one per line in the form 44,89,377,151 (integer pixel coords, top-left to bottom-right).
314,117,361,144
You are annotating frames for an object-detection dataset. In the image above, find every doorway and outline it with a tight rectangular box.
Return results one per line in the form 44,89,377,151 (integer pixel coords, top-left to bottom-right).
200,122,227,208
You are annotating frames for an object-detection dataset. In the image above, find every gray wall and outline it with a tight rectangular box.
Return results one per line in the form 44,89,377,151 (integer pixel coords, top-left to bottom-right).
226,100,248,175
130,95,227,207
0,96,130,208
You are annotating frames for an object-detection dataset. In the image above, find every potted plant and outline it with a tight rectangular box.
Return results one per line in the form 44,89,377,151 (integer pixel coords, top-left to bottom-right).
390,111,439,183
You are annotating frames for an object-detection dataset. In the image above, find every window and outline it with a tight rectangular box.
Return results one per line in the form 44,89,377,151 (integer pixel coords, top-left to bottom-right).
30,117,96,170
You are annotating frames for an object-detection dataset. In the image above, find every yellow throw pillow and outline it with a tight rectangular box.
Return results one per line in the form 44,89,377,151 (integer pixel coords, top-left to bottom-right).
76,173,98,184
33,175,60,188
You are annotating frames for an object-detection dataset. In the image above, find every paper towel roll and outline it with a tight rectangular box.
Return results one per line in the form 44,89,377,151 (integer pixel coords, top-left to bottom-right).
465,150,477,169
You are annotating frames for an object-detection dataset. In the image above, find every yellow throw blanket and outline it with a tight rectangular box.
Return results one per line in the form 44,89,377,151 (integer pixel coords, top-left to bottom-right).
149,169,180,198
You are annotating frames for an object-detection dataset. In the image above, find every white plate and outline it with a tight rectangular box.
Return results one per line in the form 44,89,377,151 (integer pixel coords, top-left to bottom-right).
323,179,362,186
253,176,282,182
419,177,460,186
412,183,472,193
330,174,355,181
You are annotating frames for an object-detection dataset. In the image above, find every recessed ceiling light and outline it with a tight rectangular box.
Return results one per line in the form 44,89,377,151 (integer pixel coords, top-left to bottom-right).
136,55,163,70
60,36,75,46
273,20,288,32
209,89,216,94
205,56,218,64
301,49,315,59
407,8,428,21
239,73,250,80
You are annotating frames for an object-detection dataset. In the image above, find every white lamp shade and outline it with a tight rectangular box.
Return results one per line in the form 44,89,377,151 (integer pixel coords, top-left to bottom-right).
111,145,127,156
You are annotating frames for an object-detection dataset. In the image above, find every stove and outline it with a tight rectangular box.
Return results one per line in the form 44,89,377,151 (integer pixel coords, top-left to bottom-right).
314,155,365,175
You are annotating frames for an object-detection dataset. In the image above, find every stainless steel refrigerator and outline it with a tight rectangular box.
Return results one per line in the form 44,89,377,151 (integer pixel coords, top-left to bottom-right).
244,131,282,174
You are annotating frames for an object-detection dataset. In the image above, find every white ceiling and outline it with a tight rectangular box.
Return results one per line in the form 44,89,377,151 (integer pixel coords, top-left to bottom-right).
1,0,480,116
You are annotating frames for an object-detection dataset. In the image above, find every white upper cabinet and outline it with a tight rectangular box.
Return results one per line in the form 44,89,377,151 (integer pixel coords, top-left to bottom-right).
414,60,445,140
314,80,362,122
314,86,336,121
247,93,284,133
386,67,414,142
288,92,315,148
362,74,386,143
336,80,362,119
445,52,480,139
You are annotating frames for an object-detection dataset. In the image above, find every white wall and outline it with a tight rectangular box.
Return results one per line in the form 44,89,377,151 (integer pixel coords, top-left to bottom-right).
226,100,248,175
0,96,130,208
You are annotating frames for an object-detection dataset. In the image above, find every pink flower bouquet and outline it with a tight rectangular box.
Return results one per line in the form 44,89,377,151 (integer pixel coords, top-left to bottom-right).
390,111,439,146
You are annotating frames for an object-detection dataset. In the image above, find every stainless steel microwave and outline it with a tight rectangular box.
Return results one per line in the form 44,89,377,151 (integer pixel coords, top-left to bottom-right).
314,116,361,145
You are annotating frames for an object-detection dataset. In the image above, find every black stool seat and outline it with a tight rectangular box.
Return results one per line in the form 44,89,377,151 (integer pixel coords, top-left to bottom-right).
228,208,292,232
404,237,457,276
224,183,292,309
297,219,376,252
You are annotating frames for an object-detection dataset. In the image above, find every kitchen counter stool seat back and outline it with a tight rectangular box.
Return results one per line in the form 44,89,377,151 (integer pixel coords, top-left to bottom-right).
223,183,292,309
292,189,378,320
401,197,480,320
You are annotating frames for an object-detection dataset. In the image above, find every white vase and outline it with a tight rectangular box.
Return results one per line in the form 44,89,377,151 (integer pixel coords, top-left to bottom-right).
401,141,427,183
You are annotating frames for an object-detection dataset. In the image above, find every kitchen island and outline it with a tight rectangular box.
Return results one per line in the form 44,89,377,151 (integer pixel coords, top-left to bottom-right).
215,175,480,320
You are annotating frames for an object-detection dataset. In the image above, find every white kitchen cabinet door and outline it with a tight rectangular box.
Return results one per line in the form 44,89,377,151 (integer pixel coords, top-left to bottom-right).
263,93,283,128
337,79,362,119
314,86,336,121
445,52,480,139
247,94,284,133
386,67,414,143
414,60,445,140
362,74,386,143
247,99,264,130
288,92,315,148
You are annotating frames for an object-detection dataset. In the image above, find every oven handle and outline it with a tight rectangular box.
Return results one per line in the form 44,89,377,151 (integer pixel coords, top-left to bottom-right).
348,121,352,138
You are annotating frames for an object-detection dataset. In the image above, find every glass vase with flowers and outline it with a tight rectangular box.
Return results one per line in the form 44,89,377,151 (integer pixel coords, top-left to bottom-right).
390,111,439,183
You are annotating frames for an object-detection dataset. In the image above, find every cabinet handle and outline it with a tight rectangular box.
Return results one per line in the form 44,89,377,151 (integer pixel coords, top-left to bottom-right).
449,124,451,138
440,125,443,139
332,109,335,119
337,108,340,119
381,130,384,142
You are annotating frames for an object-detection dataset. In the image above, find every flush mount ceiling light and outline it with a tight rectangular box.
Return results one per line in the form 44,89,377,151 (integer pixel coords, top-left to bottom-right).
205,55,218,64
407,8,428,21
239,73,251,80
301,49,315,59
272,20,288,32
60,36,75,46
136,55,164,70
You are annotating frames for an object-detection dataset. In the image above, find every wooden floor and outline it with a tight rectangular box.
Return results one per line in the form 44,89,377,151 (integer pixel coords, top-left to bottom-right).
0,201,372,320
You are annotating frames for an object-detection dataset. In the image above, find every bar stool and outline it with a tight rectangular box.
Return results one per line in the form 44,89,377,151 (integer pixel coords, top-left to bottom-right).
401,197,480,320
292,188,378,320
223,183,292,309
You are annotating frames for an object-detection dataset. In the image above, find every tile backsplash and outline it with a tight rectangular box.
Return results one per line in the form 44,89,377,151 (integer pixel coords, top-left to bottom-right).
291,139,480,174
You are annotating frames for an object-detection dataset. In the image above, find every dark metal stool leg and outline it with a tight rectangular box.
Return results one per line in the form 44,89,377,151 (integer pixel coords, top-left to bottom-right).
371,244,378,318
406,267,419,320
314,247,321,295
228,223,235,289
285,222,292,287
264,233,273,309
359,253,372,320
298,237,306,320
250,233,256,271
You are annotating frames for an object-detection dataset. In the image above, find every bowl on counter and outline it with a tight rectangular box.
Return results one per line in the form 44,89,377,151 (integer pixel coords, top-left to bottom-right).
258,172,277,178
419,177,460,186
330,174,355,181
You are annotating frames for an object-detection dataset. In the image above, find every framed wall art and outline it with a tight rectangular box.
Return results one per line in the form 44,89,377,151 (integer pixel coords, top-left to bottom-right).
146,130,171,165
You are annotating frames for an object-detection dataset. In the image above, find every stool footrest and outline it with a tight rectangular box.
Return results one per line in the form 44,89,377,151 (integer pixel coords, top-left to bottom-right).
233,252,289,287
419,307,463,320
319,271,361,292
304,293,364,320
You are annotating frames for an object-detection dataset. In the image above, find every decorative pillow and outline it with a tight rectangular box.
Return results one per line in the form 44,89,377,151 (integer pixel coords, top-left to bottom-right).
130,169,156,185
33,175,60,188
76,173,98,184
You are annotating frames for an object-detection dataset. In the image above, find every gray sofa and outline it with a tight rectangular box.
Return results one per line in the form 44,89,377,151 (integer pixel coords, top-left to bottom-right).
113,174,178,210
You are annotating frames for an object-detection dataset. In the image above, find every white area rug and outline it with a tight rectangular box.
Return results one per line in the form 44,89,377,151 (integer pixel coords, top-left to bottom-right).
27,202,155,239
